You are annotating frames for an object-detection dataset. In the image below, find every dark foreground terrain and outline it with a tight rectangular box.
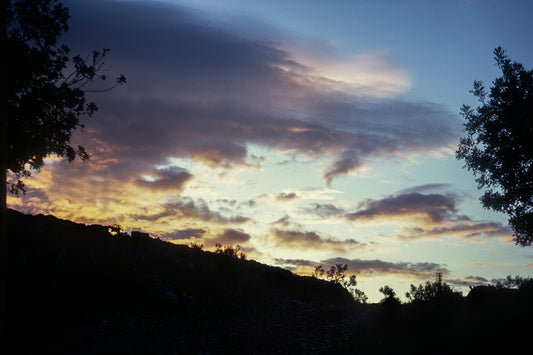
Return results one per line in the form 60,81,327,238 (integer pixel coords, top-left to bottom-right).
7,209,533,354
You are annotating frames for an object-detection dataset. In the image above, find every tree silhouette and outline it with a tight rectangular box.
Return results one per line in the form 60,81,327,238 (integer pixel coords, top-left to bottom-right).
405,280,462,303
378,285,400,305
6,0,126,194
456,47,533,246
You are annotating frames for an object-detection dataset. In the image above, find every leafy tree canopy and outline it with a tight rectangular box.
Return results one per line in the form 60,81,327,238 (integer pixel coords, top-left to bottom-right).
405,280,462,304
456,47,533,246
7,0,125,194
378,285,400,304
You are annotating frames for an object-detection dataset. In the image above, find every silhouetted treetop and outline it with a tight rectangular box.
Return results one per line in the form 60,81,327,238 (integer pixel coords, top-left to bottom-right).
405,280,463,304
7,0,125,194
456,47,533,246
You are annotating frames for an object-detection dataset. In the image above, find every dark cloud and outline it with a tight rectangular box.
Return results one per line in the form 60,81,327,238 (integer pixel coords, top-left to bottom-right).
449,275,490,287
165,228,206,240
276,257,448,279
275,192,298,201
345,192,457,223
217,228,252,245
135,167,192,191
273,215,292,227
323,149,362,186
398,221,512,241
307,203,345,218
324,257,449,279
130,197,249,224
272,228,364,252
60,0,459,184
344,190,512,241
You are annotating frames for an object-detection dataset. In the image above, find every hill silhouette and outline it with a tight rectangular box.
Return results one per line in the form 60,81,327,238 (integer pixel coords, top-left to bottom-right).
7,209,533,354
7,209,363,354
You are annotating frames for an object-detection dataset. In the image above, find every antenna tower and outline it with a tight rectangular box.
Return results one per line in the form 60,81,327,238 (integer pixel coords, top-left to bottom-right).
435,272,442,285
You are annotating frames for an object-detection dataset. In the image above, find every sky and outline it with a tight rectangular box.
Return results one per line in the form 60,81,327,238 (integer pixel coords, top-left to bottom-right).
8,0,533,302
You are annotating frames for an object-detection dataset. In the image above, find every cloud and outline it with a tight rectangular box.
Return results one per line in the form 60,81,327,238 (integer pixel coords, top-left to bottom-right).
60,0,459,185
271,228,364,252
272,215,292,227
397,221,512,242
306,202,345,218
397,184,451,194
449,275,490,287
165,228,206,240
323,257,449,279
130,197,249,225
323,150,363,185
344,188,512,242
135,167,192,192
216,228,252,245
275,192,298,201
345,192,457,223
279,257,448,279
310,52,412,97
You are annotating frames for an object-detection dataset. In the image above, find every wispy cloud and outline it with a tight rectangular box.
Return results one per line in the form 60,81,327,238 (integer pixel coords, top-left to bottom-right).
397,221,512,242
345,192,457,223
275,192,299,202
305,203,345,218
130,198,249,225
344,188,512,242
324,257,449,279
271,228,365,252
281,257,449,279
166,228,207,241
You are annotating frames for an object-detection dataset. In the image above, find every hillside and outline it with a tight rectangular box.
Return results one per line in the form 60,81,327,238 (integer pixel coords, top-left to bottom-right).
7,209,363,354
7,209,533,354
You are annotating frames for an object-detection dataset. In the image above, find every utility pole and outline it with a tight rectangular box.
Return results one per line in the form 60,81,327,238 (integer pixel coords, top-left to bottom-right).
436,272,443,285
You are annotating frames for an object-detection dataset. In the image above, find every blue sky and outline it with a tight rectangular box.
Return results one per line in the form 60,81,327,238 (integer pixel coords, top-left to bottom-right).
8,0,533,301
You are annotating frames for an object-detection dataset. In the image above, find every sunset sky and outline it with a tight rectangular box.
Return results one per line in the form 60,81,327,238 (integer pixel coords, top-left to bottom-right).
8,0,533,302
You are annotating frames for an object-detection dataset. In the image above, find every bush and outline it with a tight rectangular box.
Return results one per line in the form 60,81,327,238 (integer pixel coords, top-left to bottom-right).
214,244,247,260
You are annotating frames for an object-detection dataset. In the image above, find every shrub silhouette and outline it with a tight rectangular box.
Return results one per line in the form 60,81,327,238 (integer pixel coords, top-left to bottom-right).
313,263,367,303
188,241,204,251
214,243,247,260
